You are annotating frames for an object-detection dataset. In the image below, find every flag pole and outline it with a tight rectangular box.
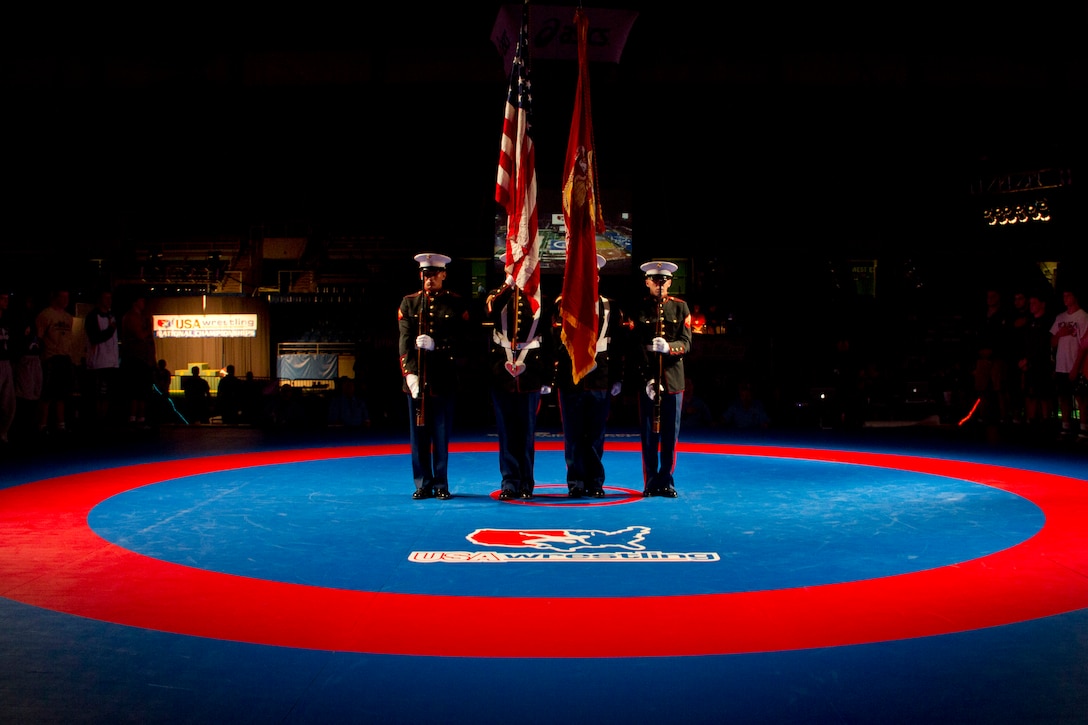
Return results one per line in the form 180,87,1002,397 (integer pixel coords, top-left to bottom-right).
496,0,536,393
415,284,427,427
511,279,520,391
654,292,664,434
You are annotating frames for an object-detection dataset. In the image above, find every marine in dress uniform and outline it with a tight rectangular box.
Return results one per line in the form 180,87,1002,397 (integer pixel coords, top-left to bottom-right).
632,261,692,497
398,253,468,500
486,266,553,500
551,255,626,498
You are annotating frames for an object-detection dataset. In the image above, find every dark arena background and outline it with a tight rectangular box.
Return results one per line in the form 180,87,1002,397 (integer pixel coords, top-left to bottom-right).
2,3,1088,723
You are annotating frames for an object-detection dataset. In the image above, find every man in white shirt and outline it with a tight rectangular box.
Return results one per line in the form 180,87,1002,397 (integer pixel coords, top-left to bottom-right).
1049,287,1088,440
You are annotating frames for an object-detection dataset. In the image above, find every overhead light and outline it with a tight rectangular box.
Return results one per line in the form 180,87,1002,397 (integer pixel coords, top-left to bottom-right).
982,198,1051,226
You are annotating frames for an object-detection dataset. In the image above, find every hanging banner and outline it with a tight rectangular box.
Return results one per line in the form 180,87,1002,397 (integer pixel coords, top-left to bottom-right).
153,314,258,338
492,4,638,66
277,353,340,381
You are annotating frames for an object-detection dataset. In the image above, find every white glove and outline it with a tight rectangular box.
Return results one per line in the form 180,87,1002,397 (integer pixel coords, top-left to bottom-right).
416,334,435,351
505,274,516,288
651,337,670,354
540,385,552,395
406,374,420,398
645,379,657,400
610,381,622,397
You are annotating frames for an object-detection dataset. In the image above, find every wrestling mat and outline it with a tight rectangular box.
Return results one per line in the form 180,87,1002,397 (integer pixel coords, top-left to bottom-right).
2,432,1087,723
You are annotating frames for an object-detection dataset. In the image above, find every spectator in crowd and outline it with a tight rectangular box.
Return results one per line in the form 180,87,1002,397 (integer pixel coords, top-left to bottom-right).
689,303,707,334
1019,292,1055,430
270,382,306,428
681,377,715,430
722,380,771,430
151,358,176,424
153,358,172,395
121,296,156,428
0,291,14,447
83,289,120,425
36,289,75,435
216,364,244,424
971,288,1011,424
830,333,865,427
241,371,263,424
13,293,42,438
1008,288,1032,423
327,376,370,429
1050,286,1088,441
180,366,210,423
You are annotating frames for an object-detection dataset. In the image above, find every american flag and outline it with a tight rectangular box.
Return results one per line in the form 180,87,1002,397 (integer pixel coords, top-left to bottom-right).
560,7,605,384
495,0,540,315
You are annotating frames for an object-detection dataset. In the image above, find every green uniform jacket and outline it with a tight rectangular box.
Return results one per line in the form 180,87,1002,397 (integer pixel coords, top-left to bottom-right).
398,289,468,396
632,294,692,395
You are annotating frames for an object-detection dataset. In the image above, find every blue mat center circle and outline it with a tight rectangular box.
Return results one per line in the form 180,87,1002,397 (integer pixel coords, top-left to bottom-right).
89,450,1042,597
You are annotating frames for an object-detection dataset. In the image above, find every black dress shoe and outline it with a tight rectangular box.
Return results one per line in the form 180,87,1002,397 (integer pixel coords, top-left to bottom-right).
660,486,678,498
498,490,516,500
520,490,534,499
568,488,584,498
587,488,606,498
642,489,656,498
412,488,434,500
435,490,452,500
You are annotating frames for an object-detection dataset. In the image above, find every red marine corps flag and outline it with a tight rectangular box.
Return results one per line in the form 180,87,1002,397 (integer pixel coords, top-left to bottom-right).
560,7,606,384
495,0,541,315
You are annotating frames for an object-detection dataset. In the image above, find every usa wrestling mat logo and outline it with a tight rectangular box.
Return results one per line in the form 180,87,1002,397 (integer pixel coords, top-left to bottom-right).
408,526,720,562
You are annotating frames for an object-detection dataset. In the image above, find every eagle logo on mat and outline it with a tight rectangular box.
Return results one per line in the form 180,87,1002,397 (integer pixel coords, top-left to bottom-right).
407,526,719,562
466,526,650,551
